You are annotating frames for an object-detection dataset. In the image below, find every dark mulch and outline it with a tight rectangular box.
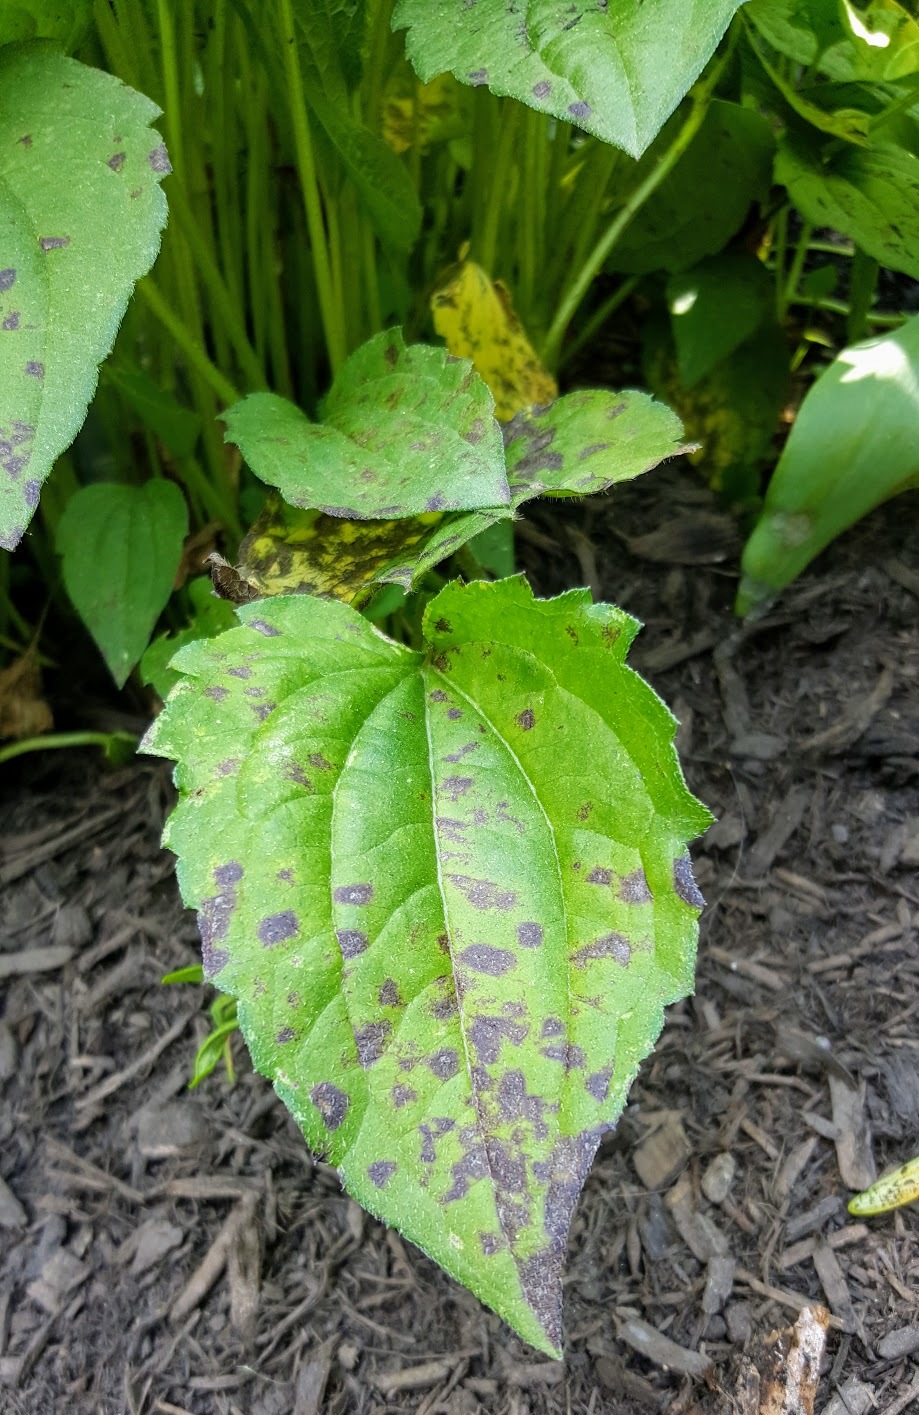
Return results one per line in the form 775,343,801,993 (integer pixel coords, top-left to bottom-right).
1,475,917,1415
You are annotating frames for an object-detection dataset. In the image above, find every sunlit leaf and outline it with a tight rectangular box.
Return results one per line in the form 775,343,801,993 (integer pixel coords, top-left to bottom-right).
393,0,745,159
57,480,188,687
222,330,510,520
142,575,711,1355
0,46,169,549
738,314,919,613
431,262,558,420
746,0,919,81
667,252,773,387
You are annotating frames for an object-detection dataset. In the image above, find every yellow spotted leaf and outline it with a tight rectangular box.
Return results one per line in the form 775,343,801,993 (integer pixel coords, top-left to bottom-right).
432,262,557,421
848,1155,919,1217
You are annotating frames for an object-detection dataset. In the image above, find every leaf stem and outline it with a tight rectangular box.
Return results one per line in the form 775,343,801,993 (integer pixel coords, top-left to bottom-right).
136,281,240,406
0,731,137,768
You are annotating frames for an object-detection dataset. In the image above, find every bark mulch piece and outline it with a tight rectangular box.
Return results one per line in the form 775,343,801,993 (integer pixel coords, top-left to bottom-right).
1,479,917,1414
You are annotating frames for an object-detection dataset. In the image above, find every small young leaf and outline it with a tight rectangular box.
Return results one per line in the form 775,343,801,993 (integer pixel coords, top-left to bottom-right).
142,576,711,1355
667,252,773,388
431,262,558,420
610,101,775,275
738,314,919,613
777,127,919,279
57,480,188,687
393,0,745,159
141,576,237,700
0,2,92,47
222,330,509,520
0,46,170,549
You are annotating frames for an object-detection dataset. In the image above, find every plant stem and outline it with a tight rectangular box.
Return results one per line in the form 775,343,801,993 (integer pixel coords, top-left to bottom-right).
137,281,240,406
476,100,519,276
783,219,813,312
0,731,137,767
277,0,347,372
847,248,880,343
559,274,640,370
543,72,718,368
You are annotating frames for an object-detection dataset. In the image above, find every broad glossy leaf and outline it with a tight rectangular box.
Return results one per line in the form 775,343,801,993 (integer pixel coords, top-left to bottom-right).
141,575,711,1355
667,252,773,387
0,46,169,550
610,101,774,275
222,330,509,520
141,576,237,700
221,388,689,606
0,2,91,46
57,480,188,687
738,315,919,614
393,0,744,158
431,262,557,421
777,128,919,278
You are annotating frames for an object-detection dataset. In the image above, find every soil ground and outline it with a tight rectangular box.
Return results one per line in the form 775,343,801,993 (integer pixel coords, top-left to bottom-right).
1,474,918,1415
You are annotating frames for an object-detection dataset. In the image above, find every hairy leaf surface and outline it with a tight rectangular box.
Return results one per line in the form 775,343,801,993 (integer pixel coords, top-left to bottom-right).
142,576,711,1354
57,480,188,687
0,46,169,549
222,330,509,520
393,0,744,158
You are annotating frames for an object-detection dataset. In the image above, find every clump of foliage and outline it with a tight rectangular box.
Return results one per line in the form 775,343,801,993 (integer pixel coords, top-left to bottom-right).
2,0,918,1353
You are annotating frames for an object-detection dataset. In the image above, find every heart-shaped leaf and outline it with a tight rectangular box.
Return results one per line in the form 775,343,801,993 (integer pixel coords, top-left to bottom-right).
222,329,509,521
141,575,711,1355
0,46,170,549
393,0,745,158
57,480,188,687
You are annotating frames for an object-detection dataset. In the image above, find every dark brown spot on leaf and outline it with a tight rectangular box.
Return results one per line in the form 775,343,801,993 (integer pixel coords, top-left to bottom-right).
333,883,373,905
368,1160,397,1188
308,752,333,771
214,861,243,885
447,876,518,911
674,855,705,908
148,144,172,173
468,1015,528,1065
276,1027,295,1044
541,1017,564,1038
0,269,15,291
336,929,368,960
516,708,535,730
620,869,653,904
586,1066,613,1102
259,911,298,946
427,1048,460,1080
458,944,516,976
469,67,488,85
480,1232,501,1254
586,866,613,886
107,151,127,171
392,1084,417,1108
533,80,551,98
429,689,448,702
378,978,403,1008
25,361,44,379
354,1021,391,1067
205,684,228,702
310,1082,349,1130
541,1043,586,1069
39,236,70,251
227,664,252,679
516,922,544,949
443,740,479,764
2,312,20,331
572,932,631,968
568,101,592,119
248,618,281,637
441,776,473,801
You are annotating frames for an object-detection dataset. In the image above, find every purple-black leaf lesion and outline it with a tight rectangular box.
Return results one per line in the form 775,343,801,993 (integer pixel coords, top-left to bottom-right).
258,910,299,946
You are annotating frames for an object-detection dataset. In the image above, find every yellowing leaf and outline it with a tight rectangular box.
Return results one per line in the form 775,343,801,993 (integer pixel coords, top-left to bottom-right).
848,1154,919,1216
382,71,469,155
432,262,557,421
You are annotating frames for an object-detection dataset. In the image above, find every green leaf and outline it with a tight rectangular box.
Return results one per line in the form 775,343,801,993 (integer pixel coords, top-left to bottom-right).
141,576,238,700
777,126,919,278
393,0,745,158
503,389,691,503
223,330,509,520
57,480,188,687
0,2,91,47
610,100,775,274
667,252,773,387
738,314,919,613
308,93,422,252
292,0,367,90
745,0,919,82
220,387,689,606
0,46,169,550
141,575,711,1355
105,360,200,459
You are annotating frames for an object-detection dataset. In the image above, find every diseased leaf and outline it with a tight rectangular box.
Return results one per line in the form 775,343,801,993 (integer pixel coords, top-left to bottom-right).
0,46,169,550
738,314,919,613
667,252,773,387
431,262,557,420
382,68,471,154
503,389,692,505
777,127,919,278
218,386,689,607
393,0,745,159
222,330,510,520
57,480,188,687
141,575,711,1355
0,2,91,47
610,100,775,275
140,575,237,700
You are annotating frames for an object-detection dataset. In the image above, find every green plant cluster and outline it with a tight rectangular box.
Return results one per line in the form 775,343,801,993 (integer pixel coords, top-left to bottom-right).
1,0,918,1353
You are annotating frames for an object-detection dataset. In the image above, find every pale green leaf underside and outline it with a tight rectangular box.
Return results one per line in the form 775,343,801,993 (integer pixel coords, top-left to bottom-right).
142,576,711,1354
222,329,509,521
0,45,169,550
57,480,188,687
393,0,745,158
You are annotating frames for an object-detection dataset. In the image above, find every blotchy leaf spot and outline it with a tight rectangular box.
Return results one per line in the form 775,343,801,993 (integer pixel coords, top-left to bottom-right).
336,929,368,959
311,1082,349,1130
258,911,299,946
333,883,374,905
457,944,517,976
447,876,518,911
516,922,544,949
368,1160,397,1188
673,855,705,909
571,932,631,967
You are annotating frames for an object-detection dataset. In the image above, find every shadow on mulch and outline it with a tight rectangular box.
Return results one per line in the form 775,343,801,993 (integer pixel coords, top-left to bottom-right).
1,476,917,1415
